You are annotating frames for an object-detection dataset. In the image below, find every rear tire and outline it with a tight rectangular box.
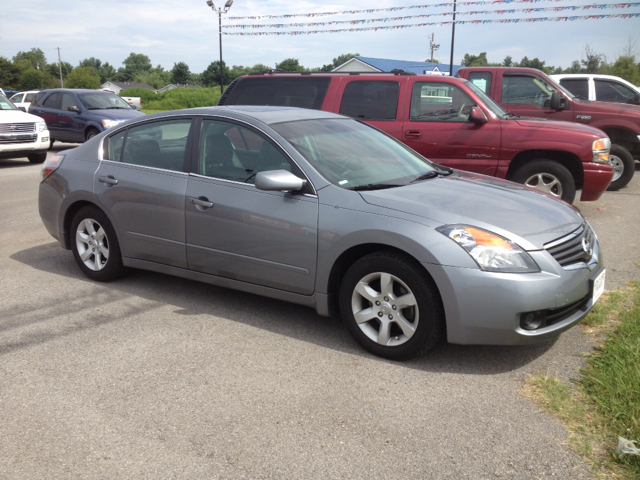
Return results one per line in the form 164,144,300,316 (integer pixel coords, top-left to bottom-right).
70,206,126,282
339,250,445,360
27,153,47,164
607,144,635,191
511,159,576,204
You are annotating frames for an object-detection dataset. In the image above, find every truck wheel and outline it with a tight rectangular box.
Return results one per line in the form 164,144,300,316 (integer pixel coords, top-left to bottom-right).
48,139,55,150
511,160,576,204
27,153,47,164
85,128,99,141
607,144,635,191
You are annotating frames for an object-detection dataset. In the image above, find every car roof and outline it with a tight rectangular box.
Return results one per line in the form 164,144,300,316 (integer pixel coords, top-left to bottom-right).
146,105,346,125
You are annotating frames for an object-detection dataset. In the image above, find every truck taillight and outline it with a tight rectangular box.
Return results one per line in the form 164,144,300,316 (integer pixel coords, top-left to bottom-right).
41,154,65,181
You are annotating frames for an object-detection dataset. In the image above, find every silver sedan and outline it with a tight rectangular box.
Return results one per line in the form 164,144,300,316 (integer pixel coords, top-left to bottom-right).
38,106,605,359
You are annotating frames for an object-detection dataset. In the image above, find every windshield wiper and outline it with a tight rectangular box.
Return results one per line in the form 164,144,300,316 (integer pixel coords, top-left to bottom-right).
505,111,519,118
349,183,403,191
106,106,128,109
411,169,452,183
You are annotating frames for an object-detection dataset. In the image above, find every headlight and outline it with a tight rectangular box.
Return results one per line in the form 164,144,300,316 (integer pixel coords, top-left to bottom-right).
592,137,610,163
102,119,123,128
437,225,540,273
36,120,46,132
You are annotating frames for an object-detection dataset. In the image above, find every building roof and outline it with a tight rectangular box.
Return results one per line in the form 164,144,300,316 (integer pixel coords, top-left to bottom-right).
157,84,203,93
333,56,462,76
102,81,155,91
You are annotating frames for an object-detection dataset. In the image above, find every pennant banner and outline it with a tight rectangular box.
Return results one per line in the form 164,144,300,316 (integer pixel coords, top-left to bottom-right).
227,0,576,20
223,12,640,35
224,3,640,29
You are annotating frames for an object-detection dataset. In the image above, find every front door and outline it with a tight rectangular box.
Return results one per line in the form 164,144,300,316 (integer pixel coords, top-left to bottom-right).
501,74,574,122
402,80,500,175
185,118,318,295
94,117,194,268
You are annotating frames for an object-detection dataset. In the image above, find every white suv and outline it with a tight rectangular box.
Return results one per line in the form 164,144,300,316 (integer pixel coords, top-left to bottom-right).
551,74,640,105
9,90,39,112
0,92,50,164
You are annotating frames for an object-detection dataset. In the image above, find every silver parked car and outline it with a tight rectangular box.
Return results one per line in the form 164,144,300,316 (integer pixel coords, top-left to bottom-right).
39,106,605,359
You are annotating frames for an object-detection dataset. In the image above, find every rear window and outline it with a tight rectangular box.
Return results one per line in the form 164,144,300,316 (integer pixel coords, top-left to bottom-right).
223,77,331,110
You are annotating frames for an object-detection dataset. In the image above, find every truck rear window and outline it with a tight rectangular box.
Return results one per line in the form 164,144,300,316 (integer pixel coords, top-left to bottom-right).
223,77,331,110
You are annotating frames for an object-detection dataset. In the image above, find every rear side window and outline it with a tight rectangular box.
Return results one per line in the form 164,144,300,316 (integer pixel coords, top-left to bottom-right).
339,81,399,121
43,92,62,109
224,77,331,110
33,91,46,105
559,78,589,99
467,72,492,94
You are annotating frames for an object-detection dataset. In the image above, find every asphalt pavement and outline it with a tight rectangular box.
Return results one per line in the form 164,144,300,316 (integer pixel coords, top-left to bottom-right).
1,148,638,479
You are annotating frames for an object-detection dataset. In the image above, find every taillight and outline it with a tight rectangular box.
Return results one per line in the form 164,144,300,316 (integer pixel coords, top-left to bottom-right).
41,154,65,181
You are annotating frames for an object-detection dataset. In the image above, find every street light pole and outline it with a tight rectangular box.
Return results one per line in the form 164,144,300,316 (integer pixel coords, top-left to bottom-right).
206,0,233,95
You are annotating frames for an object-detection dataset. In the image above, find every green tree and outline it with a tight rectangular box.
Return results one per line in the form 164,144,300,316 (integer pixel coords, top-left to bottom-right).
65,67,101,89
13,48,47,70
461,52,491,67
517,56,546,71
502,56,513,67
46,61,73,81
18,68,57,90
117,53,152,81
564,60,582,74
581,45,606,73
171,62,191,84
320,53,360,72
610,56,640,85
201,61,230,87
276,58,304,71
0,57,22,89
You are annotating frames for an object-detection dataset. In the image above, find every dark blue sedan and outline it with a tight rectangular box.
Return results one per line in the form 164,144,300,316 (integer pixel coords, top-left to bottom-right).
29,89,144,147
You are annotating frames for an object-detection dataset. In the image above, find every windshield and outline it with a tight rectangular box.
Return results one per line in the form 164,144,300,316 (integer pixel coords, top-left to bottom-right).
77,92,133,110
272,118,438,190
0,95,19,111
464,81,509,118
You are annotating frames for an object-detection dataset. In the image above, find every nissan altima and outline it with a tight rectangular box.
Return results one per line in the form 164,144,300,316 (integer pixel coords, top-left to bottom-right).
38,106,605,359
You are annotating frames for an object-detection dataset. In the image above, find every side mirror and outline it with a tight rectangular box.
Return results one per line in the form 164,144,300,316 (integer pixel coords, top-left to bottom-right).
255,170,306,192
68,105,80,113
549,90,568,110
629,94,640,105
469,106,488,124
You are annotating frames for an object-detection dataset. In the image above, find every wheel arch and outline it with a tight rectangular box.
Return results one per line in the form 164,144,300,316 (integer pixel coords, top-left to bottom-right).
600,127,640,158
506,150,584,189
62,200,121,251
325,243,444,320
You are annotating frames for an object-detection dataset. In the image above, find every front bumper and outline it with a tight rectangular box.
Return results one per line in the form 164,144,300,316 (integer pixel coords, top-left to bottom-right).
423,245,603,345
580,161,614,201
0,130,50,159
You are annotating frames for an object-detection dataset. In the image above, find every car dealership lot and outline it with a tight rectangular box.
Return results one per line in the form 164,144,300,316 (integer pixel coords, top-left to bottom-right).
1,149,638,479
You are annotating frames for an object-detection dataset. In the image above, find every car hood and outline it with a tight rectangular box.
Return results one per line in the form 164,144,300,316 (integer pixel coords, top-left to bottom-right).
359,171,583,250
514,117,603,136
88,109,144,120
1,109,44,123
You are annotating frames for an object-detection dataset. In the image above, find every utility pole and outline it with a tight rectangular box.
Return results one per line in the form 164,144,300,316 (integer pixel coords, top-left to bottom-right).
429,33,440,63
56,47,64,87
449,0,457,76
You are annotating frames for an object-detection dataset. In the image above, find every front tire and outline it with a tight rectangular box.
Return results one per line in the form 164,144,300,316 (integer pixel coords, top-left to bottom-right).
85,128,99,141
607,144,635,191
27,153,47,164
70,206,125,282
339,251,445,360
511,159,576,203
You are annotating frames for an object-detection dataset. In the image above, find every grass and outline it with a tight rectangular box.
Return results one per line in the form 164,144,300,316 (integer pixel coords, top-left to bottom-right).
522,281,640,479
120,87,221,113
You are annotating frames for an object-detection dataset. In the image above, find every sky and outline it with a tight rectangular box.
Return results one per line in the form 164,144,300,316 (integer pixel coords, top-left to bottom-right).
1,0,639,75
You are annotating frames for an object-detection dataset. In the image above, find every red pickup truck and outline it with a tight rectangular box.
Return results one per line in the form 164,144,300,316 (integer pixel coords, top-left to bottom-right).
219,71,613,203
457,67,639,190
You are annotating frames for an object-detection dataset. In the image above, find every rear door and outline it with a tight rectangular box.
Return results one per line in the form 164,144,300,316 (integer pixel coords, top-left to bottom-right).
185,117,318,295
33,92,64,139
94,116,195,268
400,79,500,175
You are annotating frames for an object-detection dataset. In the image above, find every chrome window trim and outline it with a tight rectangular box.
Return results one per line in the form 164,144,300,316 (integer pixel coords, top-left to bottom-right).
100,158,190,176
188,172,318,199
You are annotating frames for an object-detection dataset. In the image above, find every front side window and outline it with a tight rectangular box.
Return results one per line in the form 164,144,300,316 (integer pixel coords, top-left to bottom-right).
105,119,192,171
273,118,437,190
595,80,637,103
409,82,475,122
502,75,554,107
198,119,292,183
559,78,589,99
339,81,399,121
10,94,24,103
61,93,78,111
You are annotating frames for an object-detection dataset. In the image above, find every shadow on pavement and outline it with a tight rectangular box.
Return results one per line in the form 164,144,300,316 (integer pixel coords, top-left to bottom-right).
8,242,557,374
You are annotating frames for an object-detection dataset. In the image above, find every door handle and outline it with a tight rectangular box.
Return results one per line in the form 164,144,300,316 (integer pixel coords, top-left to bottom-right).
98,175,118,186
189,197,214,209
404,131,423,139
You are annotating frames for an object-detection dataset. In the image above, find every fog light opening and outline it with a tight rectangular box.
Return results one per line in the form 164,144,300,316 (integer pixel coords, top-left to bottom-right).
520,311,545,331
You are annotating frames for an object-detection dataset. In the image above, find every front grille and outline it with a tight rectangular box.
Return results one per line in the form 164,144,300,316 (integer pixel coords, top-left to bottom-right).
0,123,36,134
544,223,596,268
0,134,37,144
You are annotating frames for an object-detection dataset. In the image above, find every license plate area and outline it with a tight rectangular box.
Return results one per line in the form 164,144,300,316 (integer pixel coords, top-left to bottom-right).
591,268,606,304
